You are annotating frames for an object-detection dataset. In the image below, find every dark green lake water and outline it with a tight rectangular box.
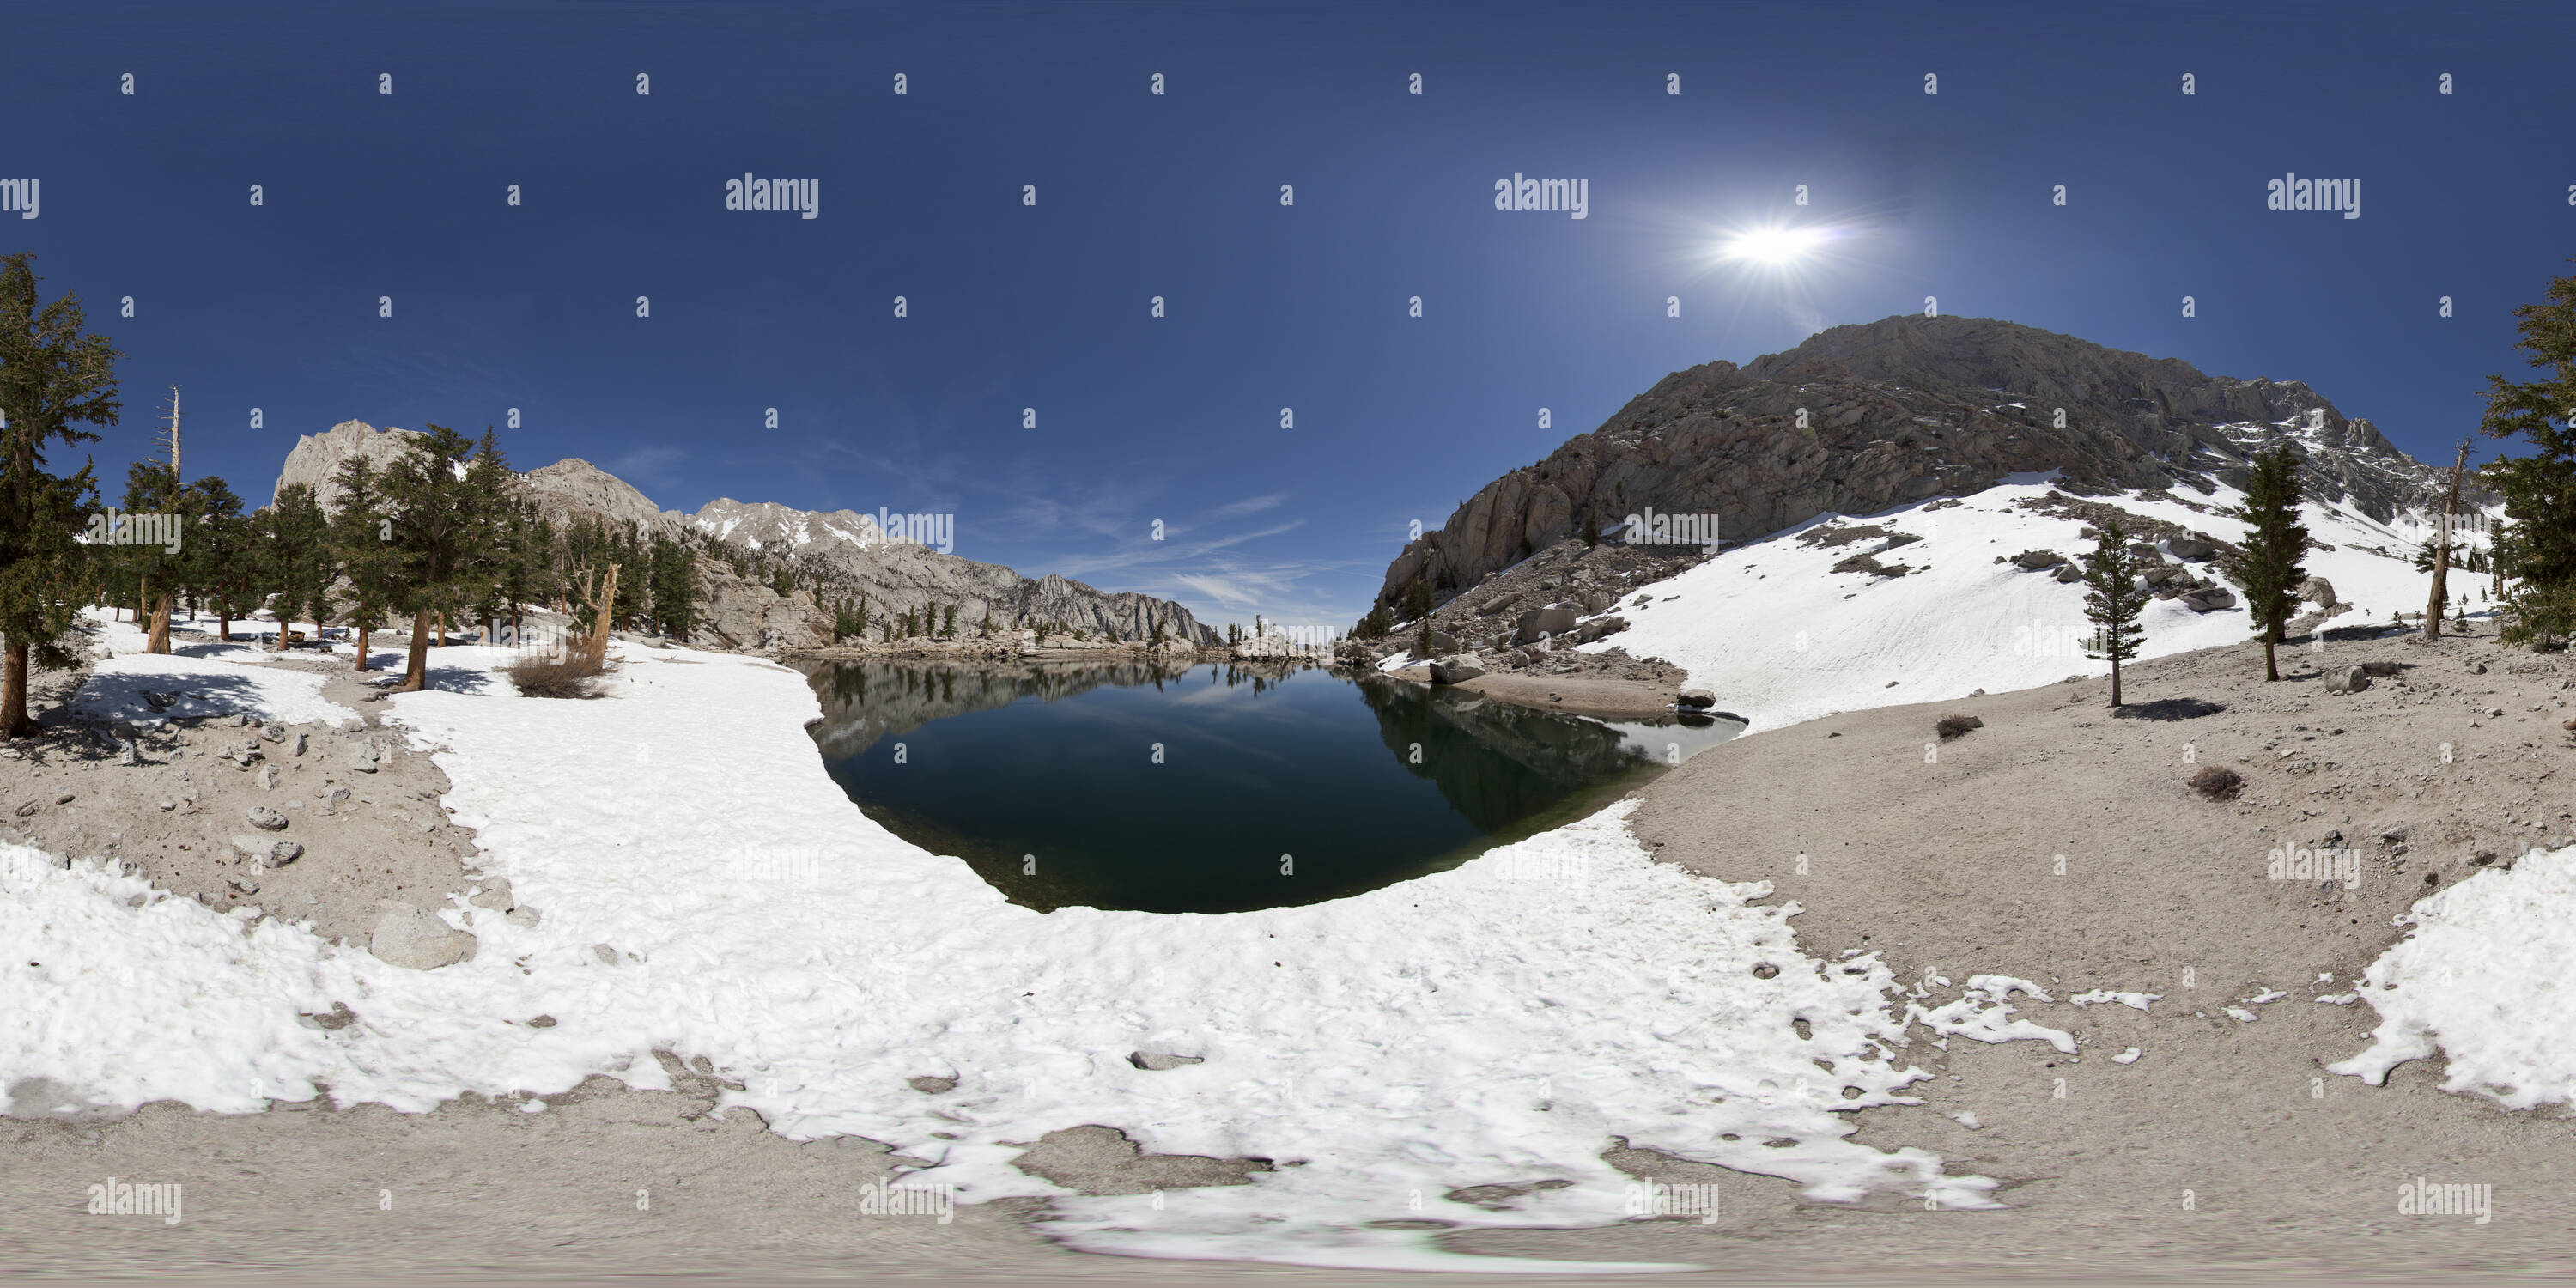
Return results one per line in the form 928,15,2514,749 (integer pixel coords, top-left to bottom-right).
797,659,1742,914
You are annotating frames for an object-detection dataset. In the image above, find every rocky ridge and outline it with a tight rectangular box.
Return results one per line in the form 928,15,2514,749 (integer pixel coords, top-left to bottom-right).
1376,315,2474,611
270,423,1217,652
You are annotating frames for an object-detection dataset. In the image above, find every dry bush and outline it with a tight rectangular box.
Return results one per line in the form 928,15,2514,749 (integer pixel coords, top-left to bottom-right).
1934,714,1984,741
501,648,621,699
2187,765,2244,800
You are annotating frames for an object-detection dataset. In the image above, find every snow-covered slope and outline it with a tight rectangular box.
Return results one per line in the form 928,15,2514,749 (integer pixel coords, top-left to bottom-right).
3,631,2016,1272
1592,476,2497,732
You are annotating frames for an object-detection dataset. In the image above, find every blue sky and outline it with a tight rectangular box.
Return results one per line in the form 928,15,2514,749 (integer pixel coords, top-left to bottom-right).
15,1,2574,630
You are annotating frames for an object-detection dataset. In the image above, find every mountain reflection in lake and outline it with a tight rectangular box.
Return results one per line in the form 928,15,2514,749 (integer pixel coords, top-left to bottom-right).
795,659,1743,914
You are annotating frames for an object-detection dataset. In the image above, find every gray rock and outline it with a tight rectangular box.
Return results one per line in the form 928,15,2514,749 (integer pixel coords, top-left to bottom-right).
1676,690,1716,708
1429,654,1489,685
505,905,541,929
246,806,289,831
2360,659,2403,677
2142,565,2182,588
1425,629,1461,655
1513,605,1580,643
2468,661,2488,675
590,944,621,966
2297,576,2337,607
2012,550,2069,571
2166,536,2219,561
2179,586,2238,613
468,878,515,912
346,759,378,774
255,764,278,791
2325,665,2372,694
292,732,308,757
370,909,475,970
1127,1051,1206,1071
2051,563,2083,584
227,876,258,896
263,841,303,868
259,723,286,744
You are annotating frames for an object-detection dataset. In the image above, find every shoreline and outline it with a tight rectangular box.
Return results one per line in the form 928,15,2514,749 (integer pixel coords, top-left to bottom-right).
1371,663,1684,721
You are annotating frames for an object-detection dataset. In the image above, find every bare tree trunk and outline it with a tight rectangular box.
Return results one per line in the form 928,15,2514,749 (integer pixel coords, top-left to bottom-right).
0,643,30,738
400,609,434,691
2427,440,2470,642
2263,634,2279,683
217,605,233,643
2109,657,2123,707
436,612,447,648
147,588,173,654
354,625,374,671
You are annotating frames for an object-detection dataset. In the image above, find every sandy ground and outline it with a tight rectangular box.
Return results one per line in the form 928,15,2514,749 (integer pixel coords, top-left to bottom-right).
8,622,2576,1284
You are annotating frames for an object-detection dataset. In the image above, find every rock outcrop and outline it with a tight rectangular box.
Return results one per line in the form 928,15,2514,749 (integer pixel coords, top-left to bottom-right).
270,420,423,510
1375,315,2467,611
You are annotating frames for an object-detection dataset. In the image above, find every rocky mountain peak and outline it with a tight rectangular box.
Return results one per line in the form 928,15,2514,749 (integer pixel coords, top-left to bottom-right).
1375,314,2457,610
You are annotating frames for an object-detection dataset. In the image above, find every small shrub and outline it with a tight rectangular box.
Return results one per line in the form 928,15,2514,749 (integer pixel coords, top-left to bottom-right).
1935,714,1984,741
501,650,620,699
2188,765,2244,800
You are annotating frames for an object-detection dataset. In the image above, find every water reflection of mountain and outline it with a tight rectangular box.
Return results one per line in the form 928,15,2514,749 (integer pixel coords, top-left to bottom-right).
1356,677,1679,832
794,659,1313,761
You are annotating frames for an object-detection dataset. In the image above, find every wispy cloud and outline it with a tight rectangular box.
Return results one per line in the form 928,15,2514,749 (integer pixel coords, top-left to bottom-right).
1204,493,1287,520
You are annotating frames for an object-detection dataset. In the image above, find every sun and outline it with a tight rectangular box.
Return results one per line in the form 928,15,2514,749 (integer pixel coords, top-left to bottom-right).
1723,225,1828,264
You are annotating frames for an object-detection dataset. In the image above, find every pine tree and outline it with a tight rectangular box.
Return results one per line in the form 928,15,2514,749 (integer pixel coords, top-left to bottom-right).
114,458,193,653
2222,445,2312,681
2477,262,2576,649
940,603,955,637
258,483,332,650
192,479,258,642
329,454,397,671
2080,520,2148,707
0,255,118,735
377,424,508,690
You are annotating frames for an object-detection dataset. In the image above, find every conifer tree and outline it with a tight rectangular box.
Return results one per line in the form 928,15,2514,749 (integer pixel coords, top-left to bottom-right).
115,459,192,653
2079,520,2148,707
259,482,332,649
2222,445,2312,681
0,255,117,735
192,479,258,642
2477,262,2576,649
378,424,507,690
329,454,398,670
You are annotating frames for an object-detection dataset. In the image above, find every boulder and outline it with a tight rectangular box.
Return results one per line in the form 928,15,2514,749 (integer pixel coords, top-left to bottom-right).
1429,654,1489,685
1573,616,1629,643
370,909,476,971
1676,690,1716,708
2179,586,2238,613
2297,576,2337,607
2011,550,2068,571
2142,565,2182,588
2360,659,2403,677
2324,665,2372,694
2167,536,2219,562
2051,564,2083,584
264,841,303,868
1425,629,1461,655
1513,605,1579,644
1127,1051,1206,1071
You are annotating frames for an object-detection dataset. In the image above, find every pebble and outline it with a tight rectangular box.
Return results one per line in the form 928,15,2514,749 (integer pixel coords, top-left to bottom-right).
246,805,289,831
